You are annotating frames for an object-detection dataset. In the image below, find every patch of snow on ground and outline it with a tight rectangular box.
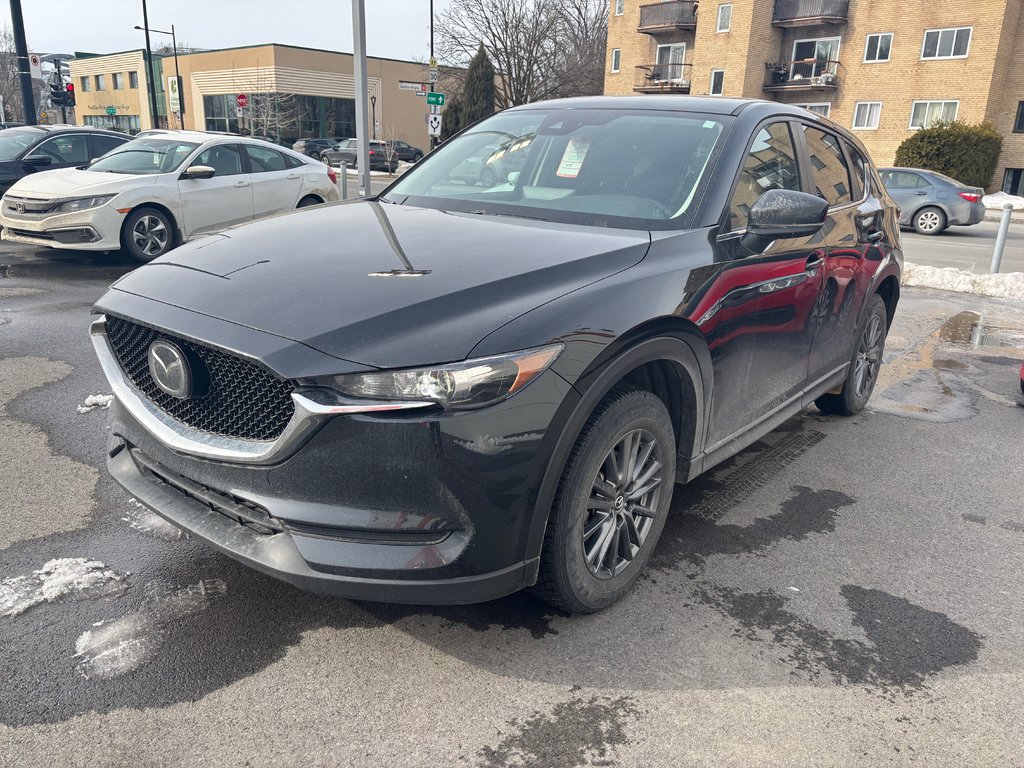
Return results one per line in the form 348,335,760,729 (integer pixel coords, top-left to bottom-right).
77,394,114,414
902,262,1024,301
983,192,1024,211
0,558,128,617
74,578,227,679
122,498,187,541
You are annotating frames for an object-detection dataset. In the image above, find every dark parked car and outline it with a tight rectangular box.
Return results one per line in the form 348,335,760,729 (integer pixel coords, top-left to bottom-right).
321,139,398,172
878,167,985,235
388,140,424,163
291,138,340,161
449,134,533,187
0,125,130,197
91,97,902,613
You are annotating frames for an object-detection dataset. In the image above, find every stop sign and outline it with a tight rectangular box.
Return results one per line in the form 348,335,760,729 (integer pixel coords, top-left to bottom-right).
236,93,249,109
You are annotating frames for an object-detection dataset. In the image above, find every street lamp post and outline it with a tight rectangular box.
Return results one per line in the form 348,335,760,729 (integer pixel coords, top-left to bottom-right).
370,95,376,139
134,22,182,128
138,0,160,129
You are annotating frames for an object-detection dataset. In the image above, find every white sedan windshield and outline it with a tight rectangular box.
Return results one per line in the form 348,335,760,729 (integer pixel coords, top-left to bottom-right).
89,139,200,175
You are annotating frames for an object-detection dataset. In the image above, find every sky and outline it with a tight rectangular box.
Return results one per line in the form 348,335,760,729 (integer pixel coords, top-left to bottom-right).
0,0,453,62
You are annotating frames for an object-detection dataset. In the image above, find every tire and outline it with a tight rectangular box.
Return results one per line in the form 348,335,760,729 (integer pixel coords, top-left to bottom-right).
480,166,497,187
815,294,888,416
296,196,321,208
913,206,946,235
412,153,422,162
319,152,331,163
533,388,676,614
122,207,174,263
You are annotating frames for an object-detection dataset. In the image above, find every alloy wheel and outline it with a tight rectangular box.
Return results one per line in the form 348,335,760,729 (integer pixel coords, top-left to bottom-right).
854,313,883,397
916,210,941,233
132,215,169,257
583,428,663,579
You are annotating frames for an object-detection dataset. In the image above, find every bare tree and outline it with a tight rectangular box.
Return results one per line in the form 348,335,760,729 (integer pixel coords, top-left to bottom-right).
0,26,27,121
435,0,607,109
232,64,296,141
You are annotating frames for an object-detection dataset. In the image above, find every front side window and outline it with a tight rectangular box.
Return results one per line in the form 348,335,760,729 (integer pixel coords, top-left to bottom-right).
0,127,45,161
385,107,727,230
88,138,199,175
922,27,971,59
853,102,882,130
710,69,725,95
195,144,244,176
33,134,90,164
717,3,732,32
611,49,621,73
909,100,958,129
728,122,802,230
864,33,893,62
802,126,852,207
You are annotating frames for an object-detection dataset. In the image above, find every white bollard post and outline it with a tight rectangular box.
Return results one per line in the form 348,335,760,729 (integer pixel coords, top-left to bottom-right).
340,162,348,200
990,203,1013,274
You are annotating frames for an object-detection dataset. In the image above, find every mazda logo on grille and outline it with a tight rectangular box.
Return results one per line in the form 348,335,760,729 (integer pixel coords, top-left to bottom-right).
148,340,192,399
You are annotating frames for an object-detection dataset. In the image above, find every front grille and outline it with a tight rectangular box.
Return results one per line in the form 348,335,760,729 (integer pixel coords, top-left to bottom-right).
106,315,295,441
4,196,57,215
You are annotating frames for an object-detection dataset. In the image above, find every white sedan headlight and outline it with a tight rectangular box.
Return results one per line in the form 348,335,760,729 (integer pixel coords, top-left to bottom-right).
57,195,116,213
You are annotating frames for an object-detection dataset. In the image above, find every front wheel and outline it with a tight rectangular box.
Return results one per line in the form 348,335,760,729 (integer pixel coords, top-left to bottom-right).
815,294,888,416
533,388,676,614
412,153,422,162
122,207,174,263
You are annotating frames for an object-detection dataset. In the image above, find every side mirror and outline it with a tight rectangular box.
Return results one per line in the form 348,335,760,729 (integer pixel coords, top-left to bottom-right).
181,164,216,180
741,189,828,252
23,155,53,168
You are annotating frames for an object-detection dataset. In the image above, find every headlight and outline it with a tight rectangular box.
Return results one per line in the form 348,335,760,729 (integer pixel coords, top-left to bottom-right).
323,344,563,410
57,195,115,213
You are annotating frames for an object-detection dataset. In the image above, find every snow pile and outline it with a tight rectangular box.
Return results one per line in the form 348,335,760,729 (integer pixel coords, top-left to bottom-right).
77,394,114,414
902,262,1024,300
0,558,128,617
75,578,227,679
983,192,1024,211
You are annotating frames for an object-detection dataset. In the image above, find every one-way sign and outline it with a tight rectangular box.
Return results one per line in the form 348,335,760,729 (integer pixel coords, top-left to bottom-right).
427,113,442,136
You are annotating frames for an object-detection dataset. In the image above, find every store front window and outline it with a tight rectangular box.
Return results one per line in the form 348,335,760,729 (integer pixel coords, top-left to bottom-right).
83,114,142,134
203,93,356,143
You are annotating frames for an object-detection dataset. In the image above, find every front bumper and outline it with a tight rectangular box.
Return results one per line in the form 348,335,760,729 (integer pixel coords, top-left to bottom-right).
0,205,123,250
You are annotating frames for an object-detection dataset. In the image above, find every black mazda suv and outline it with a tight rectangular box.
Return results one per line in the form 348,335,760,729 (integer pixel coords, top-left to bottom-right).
92,97,902,613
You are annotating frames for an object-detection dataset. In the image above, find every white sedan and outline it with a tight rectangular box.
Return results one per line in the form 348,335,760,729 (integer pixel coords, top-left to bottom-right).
0,132,340,261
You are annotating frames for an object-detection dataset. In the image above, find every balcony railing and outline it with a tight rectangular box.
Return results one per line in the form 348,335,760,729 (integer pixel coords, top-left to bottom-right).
634,63,693,93
772,0,849,26
638,1,698,32
764,60,841,90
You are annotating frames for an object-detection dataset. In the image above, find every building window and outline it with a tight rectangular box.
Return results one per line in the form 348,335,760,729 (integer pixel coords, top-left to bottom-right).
710,69,725,95
1014,102,1024,133
909,100,958,129
864,33,892,63
611,49,621,73
791,37,840,80
614,0,624,15
80,76,91,92
94,74,106,91
1003,168,1024,196
796,103,831,117
112,72,125,90
83,114,142,134
654,44,686,82
717,3,732,32
129,71,139,88
921,27,971,59
853,102,882,130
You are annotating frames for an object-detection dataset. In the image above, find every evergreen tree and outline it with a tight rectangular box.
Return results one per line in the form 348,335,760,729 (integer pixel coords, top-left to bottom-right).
460,44,496,127
439,98,463,143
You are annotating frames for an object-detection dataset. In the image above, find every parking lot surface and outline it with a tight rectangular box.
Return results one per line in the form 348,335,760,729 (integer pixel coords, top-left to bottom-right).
1,242,1022,767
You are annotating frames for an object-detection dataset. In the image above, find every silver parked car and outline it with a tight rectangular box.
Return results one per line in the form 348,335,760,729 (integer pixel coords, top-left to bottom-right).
878,167,985,235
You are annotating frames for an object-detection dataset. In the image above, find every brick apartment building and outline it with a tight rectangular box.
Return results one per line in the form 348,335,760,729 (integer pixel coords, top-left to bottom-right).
604,0,1024,194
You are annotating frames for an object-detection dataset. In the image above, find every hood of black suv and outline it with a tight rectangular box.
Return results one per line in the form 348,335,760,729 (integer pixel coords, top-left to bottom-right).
102,201,651,369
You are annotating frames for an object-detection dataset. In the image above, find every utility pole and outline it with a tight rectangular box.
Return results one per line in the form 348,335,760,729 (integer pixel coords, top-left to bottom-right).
429,0,435,150
141,0,160,128
9,0,36,124
351,0,371,197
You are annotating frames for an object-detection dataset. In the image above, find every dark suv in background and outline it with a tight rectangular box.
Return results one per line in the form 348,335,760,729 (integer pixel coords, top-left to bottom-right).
92,97,902,614
0,125,130,196
322,139,399,172
291,138,341,162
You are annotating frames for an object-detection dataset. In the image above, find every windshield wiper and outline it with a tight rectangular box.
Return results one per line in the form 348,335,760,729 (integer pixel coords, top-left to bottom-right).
468,209,549,222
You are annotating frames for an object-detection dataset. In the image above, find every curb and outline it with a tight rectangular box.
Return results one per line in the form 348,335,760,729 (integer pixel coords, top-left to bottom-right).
984,210,1024,224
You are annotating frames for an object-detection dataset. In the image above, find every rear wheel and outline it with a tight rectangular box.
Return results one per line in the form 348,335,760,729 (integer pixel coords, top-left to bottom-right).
122,207,174,263
815,294,888,416
533,388,676,614
913,206,946,235
296,196,321,208
412,153,423,162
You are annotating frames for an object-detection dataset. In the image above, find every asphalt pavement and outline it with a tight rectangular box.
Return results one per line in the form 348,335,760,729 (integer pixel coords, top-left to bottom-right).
1,240,1023,767
901,219,1024,273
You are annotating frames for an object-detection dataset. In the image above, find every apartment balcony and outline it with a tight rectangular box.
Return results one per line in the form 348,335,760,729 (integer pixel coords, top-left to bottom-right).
638,1,698,33
764,60,840,91
634,63,692,94
772,0,849,27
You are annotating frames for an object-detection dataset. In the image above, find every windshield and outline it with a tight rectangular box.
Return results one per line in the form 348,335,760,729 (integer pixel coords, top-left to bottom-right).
0,127,45,161
386,108,727,229
88,138,200,175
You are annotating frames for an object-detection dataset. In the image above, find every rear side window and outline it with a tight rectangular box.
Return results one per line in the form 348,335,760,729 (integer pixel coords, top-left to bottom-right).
728,122,802,230
802,126,852,207
91,134,126,158
843,141,867,200
882,170,927,188
283,152,304,169
245,145,287,173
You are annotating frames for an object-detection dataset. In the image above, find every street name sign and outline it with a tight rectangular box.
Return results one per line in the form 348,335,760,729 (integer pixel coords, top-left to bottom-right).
426,92,446,107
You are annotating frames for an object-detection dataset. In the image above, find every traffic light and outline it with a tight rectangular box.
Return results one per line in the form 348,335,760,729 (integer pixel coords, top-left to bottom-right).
65,83,75,106
49,80,65,106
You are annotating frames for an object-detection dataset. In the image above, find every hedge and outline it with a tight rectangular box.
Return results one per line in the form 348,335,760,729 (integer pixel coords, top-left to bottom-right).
893,121,1003,189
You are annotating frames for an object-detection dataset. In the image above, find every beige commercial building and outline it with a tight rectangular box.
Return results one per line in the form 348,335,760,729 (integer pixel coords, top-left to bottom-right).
69,43,435,149
605,0,1024,193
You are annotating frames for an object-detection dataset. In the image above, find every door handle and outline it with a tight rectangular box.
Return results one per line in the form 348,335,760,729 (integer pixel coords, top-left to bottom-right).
286,173,301,180
914,190,927,195
805,256,825,273
866,230,885,243
234,181,250,188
